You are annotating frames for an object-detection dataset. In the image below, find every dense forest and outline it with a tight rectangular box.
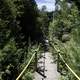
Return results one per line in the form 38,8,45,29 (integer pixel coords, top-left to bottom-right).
0,0,80,80
49,0,80,80
0,0,51,80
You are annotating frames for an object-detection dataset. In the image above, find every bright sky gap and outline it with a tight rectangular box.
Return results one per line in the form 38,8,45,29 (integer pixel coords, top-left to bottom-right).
35,0,56,12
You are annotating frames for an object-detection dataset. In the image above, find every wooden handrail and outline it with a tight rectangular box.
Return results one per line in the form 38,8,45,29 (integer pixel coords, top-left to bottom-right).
50,42,80,80
16,46,40,80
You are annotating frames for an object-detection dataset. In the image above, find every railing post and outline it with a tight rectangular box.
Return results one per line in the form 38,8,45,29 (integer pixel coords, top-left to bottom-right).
35,51,37,71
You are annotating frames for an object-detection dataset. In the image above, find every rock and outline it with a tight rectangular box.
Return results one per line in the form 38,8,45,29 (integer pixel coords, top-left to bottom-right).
62,34,70,42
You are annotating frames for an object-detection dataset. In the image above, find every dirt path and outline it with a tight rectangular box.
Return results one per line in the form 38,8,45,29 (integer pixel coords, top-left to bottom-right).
33,52,60,80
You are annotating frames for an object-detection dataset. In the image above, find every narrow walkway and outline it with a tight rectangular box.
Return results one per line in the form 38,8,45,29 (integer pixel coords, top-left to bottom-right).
33,52,60,80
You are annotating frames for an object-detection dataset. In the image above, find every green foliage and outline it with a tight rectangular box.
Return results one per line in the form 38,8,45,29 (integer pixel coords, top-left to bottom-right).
49,0,80,80
22,72,34,80
38,10,49,38
0,0,44,80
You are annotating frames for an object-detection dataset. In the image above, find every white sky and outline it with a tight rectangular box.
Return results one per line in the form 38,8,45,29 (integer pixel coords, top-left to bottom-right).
35,0,56,12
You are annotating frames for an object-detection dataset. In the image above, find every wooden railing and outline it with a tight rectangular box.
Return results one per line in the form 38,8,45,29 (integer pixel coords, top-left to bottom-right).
49,41,80,80
16,46,40,80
